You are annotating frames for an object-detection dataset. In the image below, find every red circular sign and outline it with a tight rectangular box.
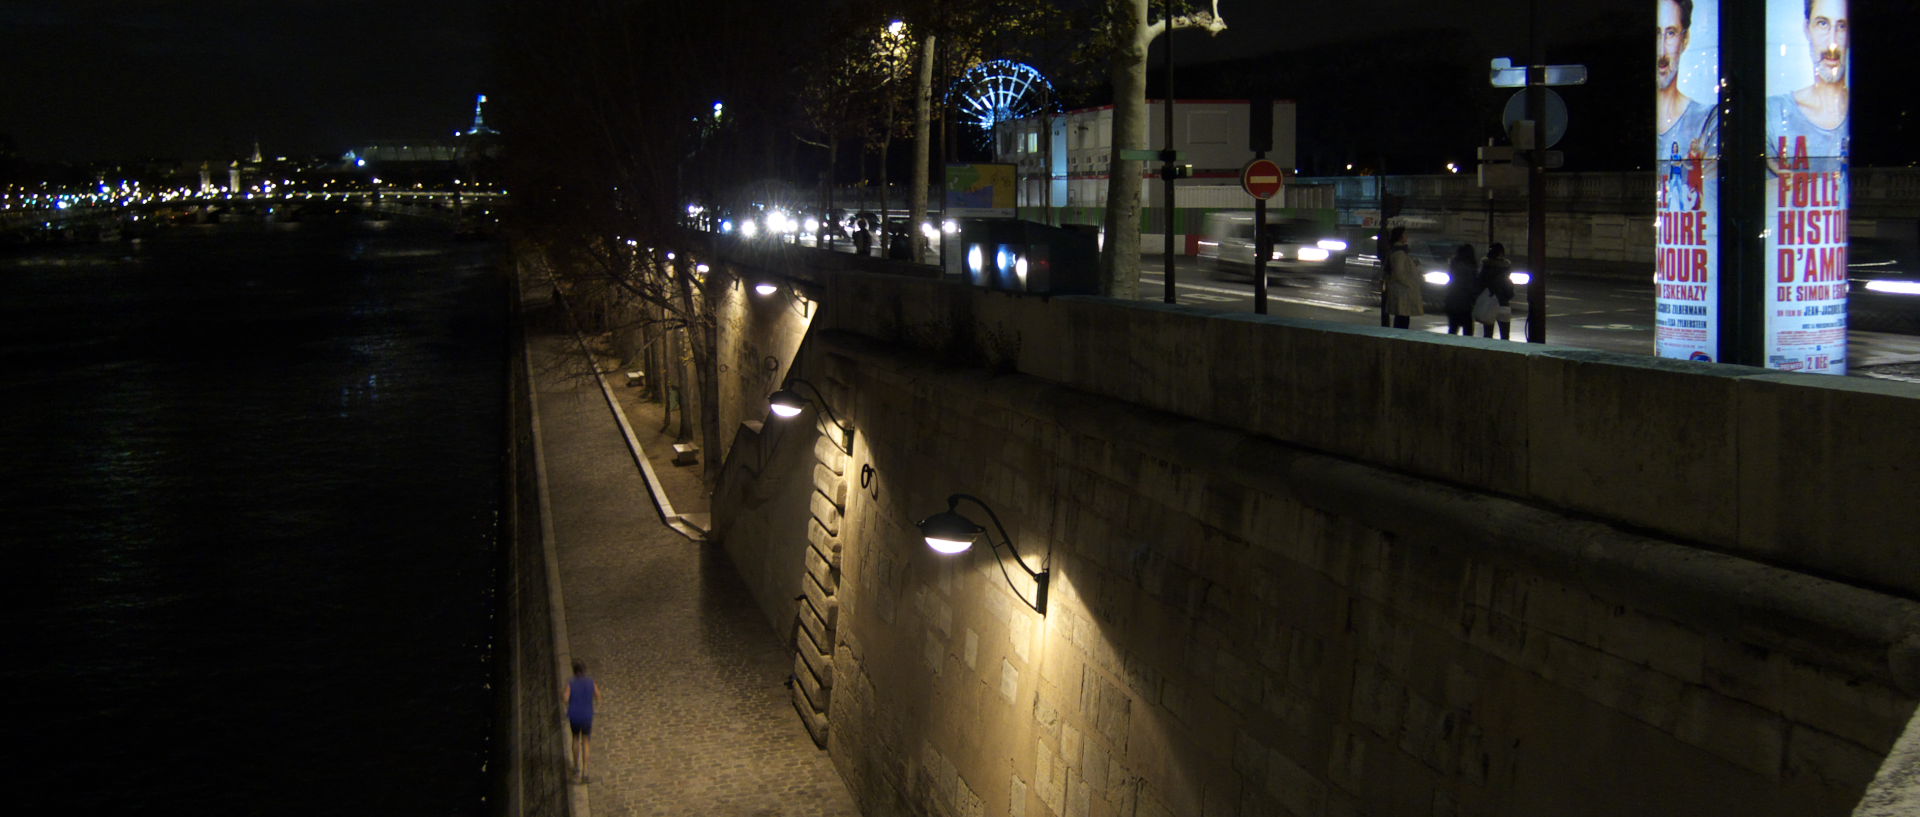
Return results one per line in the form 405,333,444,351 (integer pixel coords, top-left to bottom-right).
1241,159,1284,200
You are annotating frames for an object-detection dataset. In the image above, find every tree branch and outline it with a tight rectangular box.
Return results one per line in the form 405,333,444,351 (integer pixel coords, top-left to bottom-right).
1145,4,1228,41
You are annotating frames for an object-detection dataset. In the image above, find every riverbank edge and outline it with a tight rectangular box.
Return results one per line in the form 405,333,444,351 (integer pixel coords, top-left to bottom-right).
503,261,575,817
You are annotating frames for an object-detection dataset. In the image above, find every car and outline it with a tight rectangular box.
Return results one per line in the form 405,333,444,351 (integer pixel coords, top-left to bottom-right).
1197,213,1349,281
1847,234,1920,334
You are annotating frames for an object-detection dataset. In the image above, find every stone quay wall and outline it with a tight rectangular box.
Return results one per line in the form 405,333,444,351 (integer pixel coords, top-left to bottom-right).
702,244,1920,817
505,270,571,817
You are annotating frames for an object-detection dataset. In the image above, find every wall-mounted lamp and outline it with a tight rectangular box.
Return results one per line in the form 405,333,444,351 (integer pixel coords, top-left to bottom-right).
916,493,1049,615
751,278,814,317
767,377,852,453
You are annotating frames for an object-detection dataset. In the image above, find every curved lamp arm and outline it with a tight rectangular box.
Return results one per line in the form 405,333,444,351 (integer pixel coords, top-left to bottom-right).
937,493,1050,615
768,377,853,454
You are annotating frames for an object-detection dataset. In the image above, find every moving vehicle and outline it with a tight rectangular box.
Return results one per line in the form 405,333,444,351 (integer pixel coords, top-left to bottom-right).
1848,233,1920,334
1197,212,1349,280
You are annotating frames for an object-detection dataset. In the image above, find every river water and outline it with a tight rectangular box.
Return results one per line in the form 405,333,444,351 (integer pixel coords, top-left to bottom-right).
0,220,505,813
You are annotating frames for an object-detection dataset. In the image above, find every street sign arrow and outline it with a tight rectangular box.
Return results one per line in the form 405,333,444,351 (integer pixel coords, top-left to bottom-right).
1489,57,1589,88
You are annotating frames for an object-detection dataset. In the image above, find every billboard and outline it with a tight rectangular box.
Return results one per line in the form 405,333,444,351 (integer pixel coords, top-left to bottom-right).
945,163,1017,218
1762,0,1850,373
1654,0,1721,362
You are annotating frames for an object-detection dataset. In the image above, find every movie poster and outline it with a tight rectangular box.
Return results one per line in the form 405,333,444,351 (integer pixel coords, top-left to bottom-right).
1654,0,1720,361
1763,0,1850,374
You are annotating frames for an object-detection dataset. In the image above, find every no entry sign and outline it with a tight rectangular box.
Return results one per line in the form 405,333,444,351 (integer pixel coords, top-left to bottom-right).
1241,158,1283,200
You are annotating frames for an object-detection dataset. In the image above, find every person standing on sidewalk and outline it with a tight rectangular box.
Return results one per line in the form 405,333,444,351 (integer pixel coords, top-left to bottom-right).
1443,243,1480,334
1382,227,1425,329
564,659,599,783
1478,243,1517,340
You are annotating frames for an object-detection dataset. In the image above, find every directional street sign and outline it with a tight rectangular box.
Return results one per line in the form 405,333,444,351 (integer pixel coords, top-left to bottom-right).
1488,57,1588,88
1240,158,1284,200
1478,163,1527,190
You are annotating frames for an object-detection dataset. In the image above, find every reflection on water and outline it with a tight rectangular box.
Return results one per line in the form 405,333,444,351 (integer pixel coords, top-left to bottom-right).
0,222,505,813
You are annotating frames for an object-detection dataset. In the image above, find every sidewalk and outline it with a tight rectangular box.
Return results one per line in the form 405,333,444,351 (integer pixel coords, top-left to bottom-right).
525,287,860,817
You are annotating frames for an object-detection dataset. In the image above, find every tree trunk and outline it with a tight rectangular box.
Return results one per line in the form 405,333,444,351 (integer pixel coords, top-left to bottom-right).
879,99,893,252
660,325,676,432
676,257,723,485
640,306,661,402
674,326,693,442
1099,0,1151,298
909,33,936,259
826,132,839,247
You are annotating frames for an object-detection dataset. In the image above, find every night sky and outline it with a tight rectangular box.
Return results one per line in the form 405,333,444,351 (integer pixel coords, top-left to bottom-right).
1,0,1911,168
0,0,504,162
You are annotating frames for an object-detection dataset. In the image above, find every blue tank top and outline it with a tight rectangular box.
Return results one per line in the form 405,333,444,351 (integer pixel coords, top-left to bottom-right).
567,676,595,721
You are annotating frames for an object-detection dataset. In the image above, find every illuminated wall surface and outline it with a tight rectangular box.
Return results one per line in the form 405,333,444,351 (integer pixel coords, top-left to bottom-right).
1655,0,1722,362
1764,0,1850,374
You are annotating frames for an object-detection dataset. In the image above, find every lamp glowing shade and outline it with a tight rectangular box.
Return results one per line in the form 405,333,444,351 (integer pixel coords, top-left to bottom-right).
754,282,779,296
917,510,983,554
768,389,807,417
925,535,975,554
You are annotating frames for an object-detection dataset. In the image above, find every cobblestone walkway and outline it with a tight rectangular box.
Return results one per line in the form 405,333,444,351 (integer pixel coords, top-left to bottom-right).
528,311,860,817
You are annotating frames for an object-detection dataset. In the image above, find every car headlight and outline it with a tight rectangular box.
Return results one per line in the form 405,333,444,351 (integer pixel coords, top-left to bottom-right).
1297,247,1330,262
1317,239,1348,251
1509,271,1531,285
1424,271,1450,286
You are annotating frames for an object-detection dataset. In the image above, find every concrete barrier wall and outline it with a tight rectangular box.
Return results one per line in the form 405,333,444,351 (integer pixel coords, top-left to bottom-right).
702,246,1920,817
809,271,1920,598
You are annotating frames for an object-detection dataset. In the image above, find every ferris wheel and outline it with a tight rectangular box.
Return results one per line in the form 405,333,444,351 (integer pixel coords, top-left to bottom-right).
951,60,1058,131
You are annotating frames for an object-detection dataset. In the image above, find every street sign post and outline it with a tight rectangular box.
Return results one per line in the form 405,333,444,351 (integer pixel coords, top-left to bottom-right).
1488,54,1586,344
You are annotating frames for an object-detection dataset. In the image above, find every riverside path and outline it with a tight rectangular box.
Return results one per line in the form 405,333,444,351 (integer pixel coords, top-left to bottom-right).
523,280,860,817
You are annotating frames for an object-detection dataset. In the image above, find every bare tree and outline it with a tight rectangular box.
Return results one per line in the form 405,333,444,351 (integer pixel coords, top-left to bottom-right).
496,0,795,484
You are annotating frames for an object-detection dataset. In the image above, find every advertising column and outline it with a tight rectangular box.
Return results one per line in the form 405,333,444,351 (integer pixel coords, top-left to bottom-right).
1763,0,1850,374
1655,0,1721,361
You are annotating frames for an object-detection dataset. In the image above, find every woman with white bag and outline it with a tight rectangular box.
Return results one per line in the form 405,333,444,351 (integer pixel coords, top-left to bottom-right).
1475,243,1517,340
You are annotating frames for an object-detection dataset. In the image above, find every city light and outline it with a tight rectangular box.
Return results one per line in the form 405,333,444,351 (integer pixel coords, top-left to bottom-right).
1865,280,1920,295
